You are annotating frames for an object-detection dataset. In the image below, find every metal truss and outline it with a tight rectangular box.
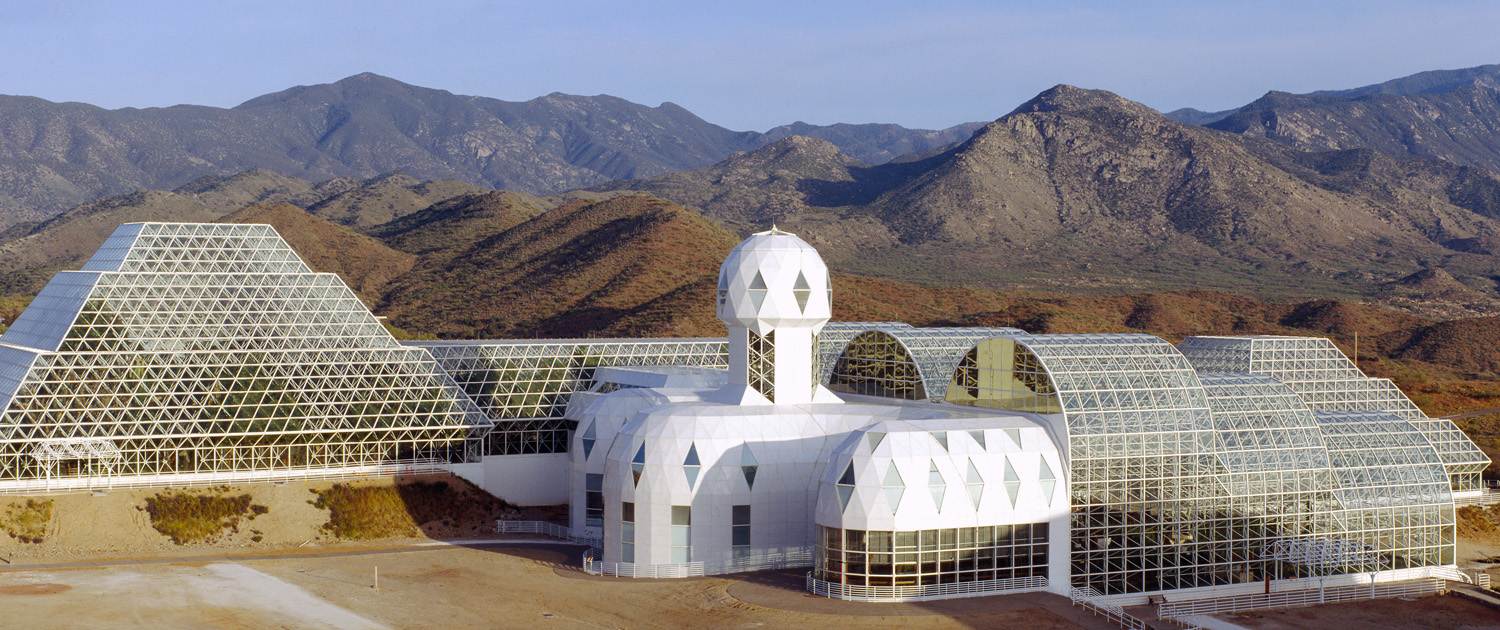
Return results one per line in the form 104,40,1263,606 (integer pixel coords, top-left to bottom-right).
1179,336,1489,491
0,223,490,487
824,326,1024,401
412,338,730,455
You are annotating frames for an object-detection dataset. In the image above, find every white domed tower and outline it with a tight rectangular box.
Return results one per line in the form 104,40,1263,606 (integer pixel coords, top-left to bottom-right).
715,227,841,405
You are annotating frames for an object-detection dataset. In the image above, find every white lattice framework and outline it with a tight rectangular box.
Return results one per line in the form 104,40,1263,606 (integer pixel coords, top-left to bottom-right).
0,223,491,488
937,334,1459,595
1312,411,1455,570
824,327,1025,401
411,339,729,455
940,333,1231,594
413,324,920,456
1196,374,1344,579
1178,336,1489,491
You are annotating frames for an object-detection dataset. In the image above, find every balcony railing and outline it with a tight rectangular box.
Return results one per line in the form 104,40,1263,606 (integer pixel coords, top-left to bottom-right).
805,573,1047,602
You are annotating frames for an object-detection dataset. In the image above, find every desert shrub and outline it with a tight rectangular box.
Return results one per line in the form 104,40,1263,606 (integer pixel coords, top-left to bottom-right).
144,492,266,544
313,479,516,540
1,499,53,543
313,484,422,540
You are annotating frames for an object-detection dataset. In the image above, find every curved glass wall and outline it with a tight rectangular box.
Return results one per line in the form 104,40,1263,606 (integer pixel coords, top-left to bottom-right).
1179,336,1489,491
816,524,1049,587
1314,411,1455,571
948,333,1233,595
825,327,1023,401
1198,374,1342,580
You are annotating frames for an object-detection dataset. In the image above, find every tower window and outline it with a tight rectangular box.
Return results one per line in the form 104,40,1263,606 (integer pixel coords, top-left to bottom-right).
747,330,775,402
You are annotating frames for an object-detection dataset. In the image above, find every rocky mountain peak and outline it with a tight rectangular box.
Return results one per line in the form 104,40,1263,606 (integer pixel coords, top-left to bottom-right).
1008,84,1157,118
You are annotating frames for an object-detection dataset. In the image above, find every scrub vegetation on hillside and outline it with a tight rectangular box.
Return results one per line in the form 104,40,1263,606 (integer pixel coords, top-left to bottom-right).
143,490,268,544
312,478,518,540
1,498,53,543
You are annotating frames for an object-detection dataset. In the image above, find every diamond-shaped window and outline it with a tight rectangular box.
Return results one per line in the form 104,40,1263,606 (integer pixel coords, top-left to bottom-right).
1002,457,1020,508
631,443,646,487
683,443,701,489
749,271,768,310
741,444,759,490
1039,456,1057,505
928,460,946,510
836,462,856,511
965,460,984,510
581,421,597,459
883,462,905,512
793,271,812,313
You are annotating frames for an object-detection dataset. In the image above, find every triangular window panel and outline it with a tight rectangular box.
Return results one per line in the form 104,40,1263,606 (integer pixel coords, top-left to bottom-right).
928,460,946,511
741,444,759,490
1003,428,1022,448
1039,456,1057,506
882,462,905,512
968,430,985,451
836,461,856,511
867,431,886,451
683,443,701,489
632,443,646,487
965,460,984,510
793,271,812,313
1002,457,1020,508
581,421,597,459
932,432,948,452
749,271,768,310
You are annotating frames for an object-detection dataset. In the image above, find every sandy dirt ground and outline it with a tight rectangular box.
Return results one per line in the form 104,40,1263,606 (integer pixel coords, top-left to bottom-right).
0,474,548,564
1223,592,1500,629
1461,536,1500,585
0,543,1116,630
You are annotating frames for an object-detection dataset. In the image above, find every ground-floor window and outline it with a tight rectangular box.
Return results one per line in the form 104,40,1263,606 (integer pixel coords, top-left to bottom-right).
732,505,751,558
815,523,1049,586
671,505,692,563
585,473,604,527
621,501,635,563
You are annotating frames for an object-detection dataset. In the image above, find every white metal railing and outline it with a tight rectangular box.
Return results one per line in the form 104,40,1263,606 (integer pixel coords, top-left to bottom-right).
494,520,601,549
0,459,451,495
805,573,1047,603
1157,578,1444,619
1475,571,1493,590
1432,566,1473,584
1456,489,1500,507
1069,586,1148,630
583,546,812,578
585,559,706,578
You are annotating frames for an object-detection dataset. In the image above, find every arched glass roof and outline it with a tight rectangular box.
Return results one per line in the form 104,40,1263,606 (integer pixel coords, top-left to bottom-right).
823,326,1023,401
1179,335,1489,491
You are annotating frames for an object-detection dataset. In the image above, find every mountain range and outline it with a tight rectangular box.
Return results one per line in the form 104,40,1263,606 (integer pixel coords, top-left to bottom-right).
0,73,980,224
1167,64,1500,172
606,84,1500,308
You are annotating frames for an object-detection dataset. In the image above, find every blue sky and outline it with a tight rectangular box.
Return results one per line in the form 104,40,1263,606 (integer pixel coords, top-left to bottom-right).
2,0,1497,130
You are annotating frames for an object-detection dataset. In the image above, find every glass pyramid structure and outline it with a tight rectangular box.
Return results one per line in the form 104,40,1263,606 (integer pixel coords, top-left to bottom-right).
0,223,490,489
